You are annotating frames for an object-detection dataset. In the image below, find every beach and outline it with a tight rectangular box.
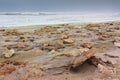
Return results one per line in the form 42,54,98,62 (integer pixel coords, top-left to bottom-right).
0,21,120,80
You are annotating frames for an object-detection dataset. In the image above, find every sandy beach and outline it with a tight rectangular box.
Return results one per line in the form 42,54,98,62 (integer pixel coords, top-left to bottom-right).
0,21,120,80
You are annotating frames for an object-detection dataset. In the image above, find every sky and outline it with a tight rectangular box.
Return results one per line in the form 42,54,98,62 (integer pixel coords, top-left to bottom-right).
0,0,120,12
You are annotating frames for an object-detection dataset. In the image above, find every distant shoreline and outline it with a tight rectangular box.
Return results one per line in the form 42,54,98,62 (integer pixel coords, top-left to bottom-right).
0,12,120,27
2,21,120,33
1,20,120,29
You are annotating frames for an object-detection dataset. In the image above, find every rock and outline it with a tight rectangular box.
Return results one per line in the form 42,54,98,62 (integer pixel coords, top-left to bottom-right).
2,49,15,58
114,42,120,48
88,55,114,67
3,29,23,36
114,26,120,30
63,39,74,44
5,44,34,51
72,48,96,68
41,41,65,51
56,48,89,57
48,50,56,54
106,28,114,32
98,36,105,41
114,37,120,42
1,60,27,66
104,54,119,58
0,29,5,32
98,64,106,72
79,48,90,53
81,43,93,49
0,66,16,75
34,26,58,34
5,39,11,42
102,34,111,38
0,60,27,76
19,37,29,42
98,64,115,76
60,35,69,39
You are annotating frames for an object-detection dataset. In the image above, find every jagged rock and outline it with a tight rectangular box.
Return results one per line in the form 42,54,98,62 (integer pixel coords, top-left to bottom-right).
2,49,15,58
72,48,96,68
63,39,74,44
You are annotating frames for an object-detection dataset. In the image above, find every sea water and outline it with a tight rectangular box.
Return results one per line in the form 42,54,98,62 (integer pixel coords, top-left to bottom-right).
0,12,120,27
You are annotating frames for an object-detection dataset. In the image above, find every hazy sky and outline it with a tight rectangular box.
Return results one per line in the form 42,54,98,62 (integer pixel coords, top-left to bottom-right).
0,0,120,12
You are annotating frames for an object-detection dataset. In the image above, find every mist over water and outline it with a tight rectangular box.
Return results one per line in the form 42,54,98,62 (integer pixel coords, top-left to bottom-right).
0,12,120,27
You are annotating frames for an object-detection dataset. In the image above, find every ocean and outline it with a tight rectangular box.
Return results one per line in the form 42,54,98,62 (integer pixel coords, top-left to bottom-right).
0,12,120,27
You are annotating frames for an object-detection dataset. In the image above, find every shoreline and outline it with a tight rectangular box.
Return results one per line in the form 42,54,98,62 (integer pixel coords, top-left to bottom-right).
2,20,120,33
2,20,120,28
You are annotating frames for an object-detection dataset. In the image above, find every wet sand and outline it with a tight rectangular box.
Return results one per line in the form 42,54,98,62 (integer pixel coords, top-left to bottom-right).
0,21,120,80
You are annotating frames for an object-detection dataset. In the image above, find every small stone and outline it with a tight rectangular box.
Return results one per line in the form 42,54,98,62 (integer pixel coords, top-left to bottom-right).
19,37,29,42
63,39,74,44
114,27,120,30
114,37,120,42
79,48,89,53
48,50,56,54
114,42,120,48
98,64,115,76
2,49,15,58
98,36,105,41
81,42,93,49
0,66,16,75
0,29,5,32
60,35,69,39
98,64,106,72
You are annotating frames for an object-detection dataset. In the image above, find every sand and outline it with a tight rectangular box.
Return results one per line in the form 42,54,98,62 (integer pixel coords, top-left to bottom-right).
0,21,120,80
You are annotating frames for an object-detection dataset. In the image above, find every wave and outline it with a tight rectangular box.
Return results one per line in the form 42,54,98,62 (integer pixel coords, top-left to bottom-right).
0,12,57,15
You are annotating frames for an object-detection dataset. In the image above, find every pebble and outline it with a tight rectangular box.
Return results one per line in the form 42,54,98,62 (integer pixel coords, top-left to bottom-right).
2,49,15,58
63,39,74,44
60,35,69,39
81,42,93,49
48,50,56,54
114,42,120,48
114,37,120,42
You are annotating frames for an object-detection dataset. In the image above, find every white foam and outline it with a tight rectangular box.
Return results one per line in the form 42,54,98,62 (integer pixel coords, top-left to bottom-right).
0,12,120,27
